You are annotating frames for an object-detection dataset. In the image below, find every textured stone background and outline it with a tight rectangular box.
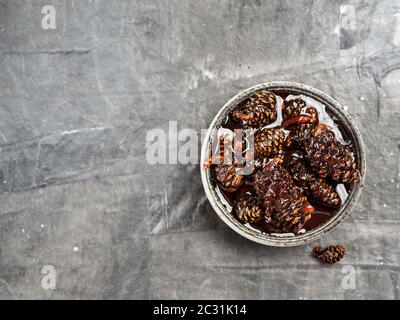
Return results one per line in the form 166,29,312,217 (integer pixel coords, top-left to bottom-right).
0,0,399,300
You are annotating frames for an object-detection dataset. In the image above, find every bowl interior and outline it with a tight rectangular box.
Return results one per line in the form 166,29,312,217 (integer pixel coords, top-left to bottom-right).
200,82,366,247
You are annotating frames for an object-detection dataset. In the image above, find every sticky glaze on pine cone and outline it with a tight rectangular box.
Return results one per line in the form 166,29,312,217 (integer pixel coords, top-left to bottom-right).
214,163,243,192
285,123,315,149
284,153,316,188
284,153,340,206
304,125,360,184
313,245,346,264
254,128,285,159
254,158,312,234
232,91,277,128
282,98,306,120
310,179,340,206
234,194,263,224
209,89,362,236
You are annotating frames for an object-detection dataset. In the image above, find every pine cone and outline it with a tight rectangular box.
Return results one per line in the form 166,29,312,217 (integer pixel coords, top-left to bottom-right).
254,128,285,159
254,158,313,233
310,179,340,206
304,125,360,184
284,153,340,206
284,152,316,188
233,91,277,128
282,98,306,120
313,245,346,264
285,123,315,149
234,194,263,224
214,163,244,192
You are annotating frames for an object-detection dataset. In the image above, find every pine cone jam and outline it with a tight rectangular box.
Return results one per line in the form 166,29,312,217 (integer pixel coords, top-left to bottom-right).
206,90,361,235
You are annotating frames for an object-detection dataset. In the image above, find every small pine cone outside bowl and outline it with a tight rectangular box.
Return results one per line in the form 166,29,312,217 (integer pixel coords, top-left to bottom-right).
200,82,366,247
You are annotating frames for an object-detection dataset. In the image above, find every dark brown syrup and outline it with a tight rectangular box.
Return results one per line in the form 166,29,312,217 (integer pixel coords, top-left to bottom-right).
211,89,357,235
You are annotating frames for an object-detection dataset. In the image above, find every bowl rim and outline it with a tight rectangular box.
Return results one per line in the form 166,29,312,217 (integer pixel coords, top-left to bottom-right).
200,81,366,247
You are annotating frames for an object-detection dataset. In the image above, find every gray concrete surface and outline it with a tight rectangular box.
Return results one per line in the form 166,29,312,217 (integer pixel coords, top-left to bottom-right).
0,0,399,299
